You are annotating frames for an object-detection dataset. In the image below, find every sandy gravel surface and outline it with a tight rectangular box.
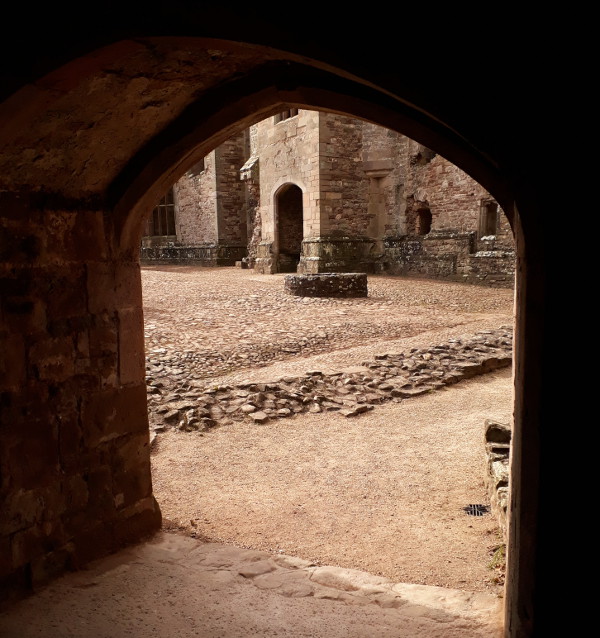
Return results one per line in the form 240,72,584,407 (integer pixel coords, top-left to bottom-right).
142,267,513,384
143,266,514,596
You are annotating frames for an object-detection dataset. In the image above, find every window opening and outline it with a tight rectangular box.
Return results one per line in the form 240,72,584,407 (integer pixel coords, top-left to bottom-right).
150,188,176,236
274,108,299,123
479,200,498,237
189,157,205,176
417,207,432,235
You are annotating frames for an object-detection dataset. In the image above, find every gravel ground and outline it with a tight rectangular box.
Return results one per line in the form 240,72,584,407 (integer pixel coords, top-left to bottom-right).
143,266,515,595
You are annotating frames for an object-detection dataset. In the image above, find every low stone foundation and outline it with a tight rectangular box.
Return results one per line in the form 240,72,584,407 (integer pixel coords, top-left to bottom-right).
140,243,246,266
284,273,368,298
484,419,511,539
147,327,513,435
383,231,515,288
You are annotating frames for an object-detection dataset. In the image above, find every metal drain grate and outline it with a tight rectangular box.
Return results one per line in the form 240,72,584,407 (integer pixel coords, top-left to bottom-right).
463,504,490,516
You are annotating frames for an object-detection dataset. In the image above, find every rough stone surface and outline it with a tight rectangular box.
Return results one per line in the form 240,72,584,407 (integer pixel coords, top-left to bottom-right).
284,272,369,298
147,325,512,434
484,419,511,538
0,532,503,637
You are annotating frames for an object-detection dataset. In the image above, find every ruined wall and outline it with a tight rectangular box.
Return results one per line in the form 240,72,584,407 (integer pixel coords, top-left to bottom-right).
383,231,515,287
403,140,512,246
174,153,218,245
140,112,514,284
360,122,408,237
318,114,368,236
214,132,247,245
141,136,249,267
378,139,515,286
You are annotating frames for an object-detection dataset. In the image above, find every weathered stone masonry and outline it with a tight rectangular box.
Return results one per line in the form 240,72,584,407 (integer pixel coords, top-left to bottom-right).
146,327,513,432
140,131,248,267
284,273,368,298
143,111,515,287
1,194,161,599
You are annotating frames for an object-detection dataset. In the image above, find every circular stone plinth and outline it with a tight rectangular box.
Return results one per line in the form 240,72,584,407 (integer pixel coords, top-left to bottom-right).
284,273,368,297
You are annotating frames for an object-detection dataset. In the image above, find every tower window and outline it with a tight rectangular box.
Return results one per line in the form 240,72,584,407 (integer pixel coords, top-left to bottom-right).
274,108,299,123
479,201,498,237
150,188,176,236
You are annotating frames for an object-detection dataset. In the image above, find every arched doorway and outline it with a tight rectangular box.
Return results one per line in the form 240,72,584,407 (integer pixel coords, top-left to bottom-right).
0,24,554,636
275,183,304,272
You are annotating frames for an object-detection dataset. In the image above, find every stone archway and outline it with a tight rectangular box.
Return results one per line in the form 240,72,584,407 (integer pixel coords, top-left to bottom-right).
275,183,304,272
0,21,556,636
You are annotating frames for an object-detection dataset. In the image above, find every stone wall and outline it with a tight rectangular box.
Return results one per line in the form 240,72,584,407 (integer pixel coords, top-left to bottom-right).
139,244,246,266
383,231,515,288
175,153,218,245
484,419,511,539
360,121,407,237
142,111,515,285
403,141,513,249
214,132,247,245
140,134,249,267
0,194,161,601
318,114,368,236
253,110,321,242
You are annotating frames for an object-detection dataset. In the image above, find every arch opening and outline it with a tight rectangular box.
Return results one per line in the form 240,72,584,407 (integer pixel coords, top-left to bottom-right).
0,32,547,637
139,108,516,607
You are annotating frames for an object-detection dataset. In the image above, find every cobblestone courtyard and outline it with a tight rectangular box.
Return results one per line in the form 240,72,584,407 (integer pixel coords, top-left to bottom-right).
144,266,515,594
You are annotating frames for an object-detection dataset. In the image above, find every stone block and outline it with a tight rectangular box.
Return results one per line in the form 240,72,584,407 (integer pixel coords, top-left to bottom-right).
28,336,76,382
0,332,25,389
8,428,60,490
43,267,87,320
82,384,148,447
118,307,145,385
45,210,105,262
112,496,162,548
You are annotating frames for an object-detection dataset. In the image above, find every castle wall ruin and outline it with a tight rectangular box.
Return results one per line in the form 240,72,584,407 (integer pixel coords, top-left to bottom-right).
142,111,515,287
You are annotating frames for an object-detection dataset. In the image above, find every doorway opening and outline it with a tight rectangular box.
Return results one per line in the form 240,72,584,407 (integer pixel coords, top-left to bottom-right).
276,183,304,272
140,110,515,598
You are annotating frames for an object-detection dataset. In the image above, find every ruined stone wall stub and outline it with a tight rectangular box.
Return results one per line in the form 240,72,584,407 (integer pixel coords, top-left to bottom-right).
174,151,218,245
360,121,408,237
215,132,247,245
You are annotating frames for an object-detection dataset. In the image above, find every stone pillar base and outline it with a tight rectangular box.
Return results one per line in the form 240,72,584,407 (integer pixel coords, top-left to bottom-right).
254,241,277,274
